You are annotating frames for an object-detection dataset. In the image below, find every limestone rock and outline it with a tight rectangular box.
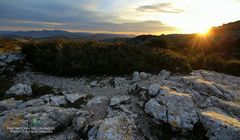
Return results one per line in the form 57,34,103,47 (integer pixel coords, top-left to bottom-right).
90,81,99,87
139,72,150,79
87,96,109,120
110,95,131,107
50,95,67,106
0,105,77,140
200,109,240,140
64,93,89,103
159,70,171,78
145,87,199,130
6,84,32,96
0,98,23,111
97,114,139,140
132,71,140,82
110,77,128,88
17,98,45,109
148,84,160,97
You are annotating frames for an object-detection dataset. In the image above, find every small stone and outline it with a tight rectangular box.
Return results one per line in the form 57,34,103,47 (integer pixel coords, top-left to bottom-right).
72,116,87,131
140,72,149,79
65,93,89,103
148,84,160,97
90,81,98,87
159,70,171,77
110,95,131,106
132,71,140,82
50,96,67,106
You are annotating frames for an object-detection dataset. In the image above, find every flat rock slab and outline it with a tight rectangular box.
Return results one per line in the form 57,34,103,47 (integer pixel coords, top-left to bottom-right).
145,86,199,130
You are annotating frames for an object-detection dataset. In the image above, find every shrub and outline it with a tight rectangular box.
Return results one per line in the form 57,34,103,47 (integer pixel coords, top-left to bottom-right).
22,40,192,76
224,60,240,76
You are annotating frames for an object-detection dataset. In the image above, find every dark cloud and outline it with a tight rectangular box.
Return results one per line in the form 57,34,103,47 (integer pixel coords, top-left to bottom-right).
137,3,184,13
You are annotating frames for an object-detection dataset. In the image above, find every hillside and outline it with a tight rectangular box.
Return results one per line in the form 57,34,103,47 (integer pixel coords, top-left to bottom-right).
0,30,135,40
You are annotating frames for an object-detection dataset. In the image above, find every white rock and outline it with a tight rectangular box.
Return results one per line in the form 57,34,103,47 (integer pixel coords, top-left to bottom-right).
200,110,240,140
145,87,199,130
17,99,45,109
72,116,87,131
97,114,139,140
64,93,89,103
90,81,99,87
132,71,140,82
110,95,131,106
112,77,127,88
87,96,109,120
139,72,149,79
0,98,23,111
50,96,67,106
148,84,160,97
159,70,171,77
86,96,109,107
6,84,32,96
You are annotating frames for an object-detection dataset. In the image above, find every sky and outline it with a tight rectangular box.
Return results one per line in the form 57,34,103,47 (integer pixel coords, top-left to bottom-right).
1,0,240,35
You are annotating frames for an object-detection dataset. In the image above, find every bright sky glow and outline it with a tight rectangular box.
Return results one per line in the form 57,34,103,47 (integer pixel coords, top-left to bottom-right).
0,0,240,34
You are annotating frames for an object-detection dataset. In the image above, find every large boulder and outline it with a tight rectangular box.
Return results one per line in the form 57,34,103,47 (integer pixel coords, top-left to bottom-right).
0,105,77,140
86,96,109,120
97,114,139,140
191,79,233,100
145,86,199,130
199,109,240,140
50,95,67,106
0,98,23,112
17,99,45,109
6,84,32,96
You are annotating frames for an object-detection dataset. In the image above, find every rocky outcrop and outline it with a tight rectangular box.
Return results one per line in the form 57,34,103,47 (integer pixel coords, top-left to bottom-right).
110,95,131,107
0,66,239,140
199,109,240,140
145,86,199,130
0,53,25,74
0,98,23,112
64,93,89,104
97,114,139,140
0,105,77,140
6,84,32,96
50,95,67,106
143,70,240,140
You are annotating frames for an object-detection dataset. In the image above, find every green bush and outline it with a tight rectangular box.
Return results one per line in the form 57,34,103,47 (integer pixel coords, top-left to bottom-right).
22,40,192,76
224,60,240,76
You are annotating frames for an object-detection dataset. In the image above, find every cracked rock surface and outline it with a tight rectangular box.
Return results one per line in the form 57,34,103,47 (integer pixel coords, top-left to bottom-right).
0,53,240,140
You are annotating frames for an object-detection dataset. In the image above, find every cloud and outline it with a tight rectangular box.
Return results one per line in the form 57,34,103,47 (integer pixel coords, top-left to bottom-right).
0,19,176,34
137,3,184,13
66,20,176,33
0,0,178,34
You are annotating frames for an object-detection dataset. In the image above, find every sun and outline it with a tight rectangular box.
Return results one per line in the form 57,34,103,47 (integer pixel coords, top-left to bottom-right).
198,28,210,35
179,22,211,35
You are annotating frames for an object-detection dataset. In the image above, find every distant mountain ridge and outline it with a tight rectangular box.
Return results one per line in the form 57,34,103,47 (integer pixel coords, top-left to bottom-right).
0,30,135,40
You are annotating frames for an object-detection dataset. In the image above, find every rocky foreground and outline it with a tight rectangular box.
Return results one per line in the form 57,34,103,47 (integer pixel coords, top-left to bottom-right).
0,53,240,140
